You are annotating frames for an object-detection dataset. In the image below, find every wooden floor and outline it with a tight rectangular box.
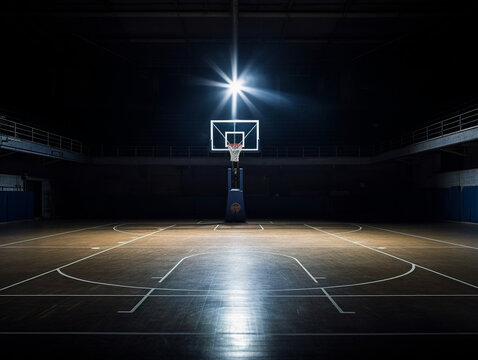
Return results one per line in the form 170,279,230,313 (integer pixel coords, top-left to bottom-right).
0,219,477,359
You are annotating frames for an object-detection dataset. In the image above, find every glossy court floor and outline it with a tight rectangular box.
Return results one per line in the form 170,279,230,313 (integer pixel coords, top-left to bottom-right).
0,220,477,359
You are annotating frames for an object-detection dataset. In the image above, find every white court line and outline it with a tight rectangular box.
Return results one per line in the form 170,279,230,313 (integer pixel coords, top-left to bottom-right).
361,224,478,250
113,223,160,236
212,224,264,231
322,264,416,290
52,242,416,293
0,331,476,336
288,256,318,283
118,288,156,313
1,246,113,249
62,247,415,292
2,245,463,250
152,262,415,292
150,261,414,292
335,224,363,235
56,257,415,293
0,223,116,248
1,293,478,298
157,253,208,283
153,250,320,286
305,224,478,289
0,224,176,293
57,268,152,290
321,288,355,314
303,223,362,235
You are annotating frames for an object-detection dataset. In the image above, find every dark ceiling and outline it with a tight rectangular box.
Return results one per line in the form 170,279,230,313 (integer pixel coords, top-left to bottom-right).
1,1,478,147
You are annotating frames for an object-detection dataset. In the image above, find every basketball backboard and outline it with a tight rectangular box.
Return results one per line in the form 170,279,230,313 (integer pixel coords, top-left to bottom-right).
210,120,260,152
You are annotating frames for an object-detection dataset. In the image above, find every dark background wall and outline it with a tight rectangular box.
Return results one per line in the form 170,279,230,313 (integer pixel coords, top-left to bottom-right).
2,146,477,222
1,2,478,222
40,159,416,220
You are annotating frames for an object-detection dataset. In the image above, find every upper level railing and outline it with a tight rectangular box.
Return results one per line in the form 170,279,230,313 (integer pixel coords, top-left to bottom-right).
95,104,478,158
0,113,85,154
377,105,478,153
2,103,478,160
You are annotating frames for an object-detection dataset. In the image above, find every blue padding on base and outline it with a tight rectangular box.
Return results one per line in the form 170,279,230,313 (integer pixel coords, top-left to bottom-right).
225,189,246,222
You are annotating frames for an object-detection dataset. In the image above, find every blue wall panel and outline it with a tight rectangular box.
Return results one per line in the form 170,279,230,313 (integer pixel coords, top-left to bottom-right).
0,192,7,222
439,187,461,221
7,192,25,221
462,186,478,222
6,192,34,221
472,187,478,222
436,186,478,223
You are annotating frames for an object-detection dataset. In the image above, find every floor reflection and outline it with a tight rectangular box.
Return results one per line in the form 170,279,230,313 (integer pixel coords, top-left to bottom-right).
213,257,265,358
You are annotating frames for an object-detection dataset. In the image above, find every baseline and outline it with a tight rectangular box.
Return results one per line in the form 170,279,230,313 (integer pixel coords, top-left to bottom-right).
1,293,478,298
0,331,476,336
305,224,478,290
0,224,176,293
0,222,116,248
360,224,478,250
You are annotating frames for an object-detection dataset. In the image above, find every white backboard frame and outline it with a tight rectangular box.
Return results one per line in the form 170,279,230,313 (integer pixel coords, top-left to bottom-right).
210,120,260,152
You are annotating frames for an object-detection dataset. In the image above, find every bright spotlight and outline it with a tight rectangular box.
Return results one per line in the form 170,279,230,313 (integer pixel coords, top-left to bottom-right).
228,79,244,94
200,58,263,118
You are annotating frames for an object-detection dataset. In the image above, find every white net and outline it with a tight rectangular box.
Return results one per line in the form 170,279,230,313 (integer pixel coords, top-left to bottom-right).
227,144,243,162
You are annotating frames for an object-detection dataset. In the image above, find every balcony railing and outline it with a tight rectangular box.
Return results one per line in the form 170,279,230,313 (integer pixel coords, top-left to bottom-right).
377,106,478,152
2,103,478,160
0,113,84,154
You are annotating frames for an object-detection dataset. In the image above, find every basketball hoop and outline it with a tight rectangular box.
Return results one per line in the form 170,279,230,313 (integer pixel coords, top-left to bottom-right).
227,143,243,162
